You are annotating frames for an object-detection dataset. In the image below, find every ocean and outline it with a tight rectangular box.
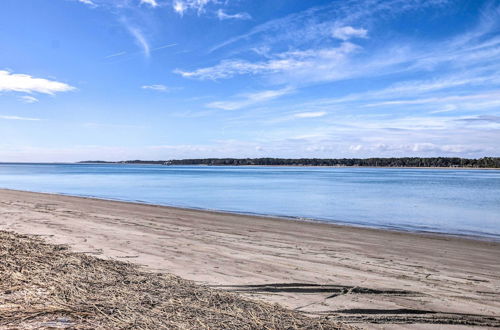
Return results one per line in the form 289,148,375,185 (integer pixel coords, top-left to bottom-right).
1,163,499,239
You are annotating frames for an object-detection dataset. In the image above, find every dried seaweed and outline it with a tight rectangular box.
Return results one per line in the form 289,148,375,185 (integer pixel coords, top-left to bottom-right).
0,231,350,329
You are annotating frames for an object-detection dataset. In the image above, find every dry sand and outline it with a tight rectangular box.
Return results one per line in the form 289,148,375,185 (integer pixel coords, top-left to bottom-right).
0,189,499,329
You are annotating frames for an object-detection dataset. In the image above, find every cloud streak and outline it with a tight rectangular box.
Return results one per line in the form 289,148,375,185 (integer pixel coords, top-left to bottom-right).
142,84,170,92
104,51,127,59
207,87,294,110
140,0,158,7
77,0,96,7
0,115,40,121
293,111,326,118
20,95,39,104
332,26,367,40
127,27,150,57
217,10,251,20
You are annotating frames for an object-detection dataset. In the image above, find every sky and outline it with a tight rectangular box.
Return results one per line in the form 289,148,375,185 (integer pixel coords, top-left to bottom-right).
0,0,499,162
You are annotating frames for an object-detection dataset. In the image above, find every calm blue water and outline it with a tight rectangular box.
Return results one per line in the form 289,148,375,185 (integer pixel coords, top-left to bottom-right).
0,163,499,240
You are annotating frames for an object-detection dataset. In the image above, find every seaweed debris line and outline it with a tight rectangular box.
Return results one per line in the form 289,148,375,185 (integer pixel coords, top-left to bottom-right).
0,230,349,329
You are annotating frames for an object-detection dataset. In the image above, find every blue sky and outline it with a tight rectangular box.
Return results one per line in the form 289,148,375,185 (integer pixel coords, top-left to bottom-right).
0,0,499,161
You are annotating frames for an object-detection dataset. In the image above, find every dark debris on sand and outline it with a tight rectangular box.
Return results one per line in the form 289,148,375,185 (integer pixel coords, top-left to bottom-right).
0,231,351,329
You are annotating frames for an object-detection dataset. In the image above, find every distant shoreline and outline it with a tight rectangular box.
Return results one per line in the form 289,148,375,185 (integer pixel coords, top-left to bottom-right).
2,161,496,170
75,162,500,170
77,157,500,169
2,156,500,169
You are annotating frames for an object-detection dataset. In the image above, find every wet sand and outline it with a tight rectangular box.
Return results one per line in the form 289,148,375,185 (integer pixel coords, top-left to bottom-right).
0,189,499,329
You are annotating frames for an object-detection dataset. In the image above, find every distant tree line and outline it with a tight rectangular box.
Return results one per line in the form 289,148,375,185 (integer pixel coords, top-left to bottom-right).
164,157,500,168
80,157,500,168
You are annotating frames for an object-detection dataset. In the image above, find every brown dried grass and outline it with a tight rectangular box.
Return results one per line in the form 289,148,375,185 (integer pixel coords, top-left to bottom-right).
0,231,350,329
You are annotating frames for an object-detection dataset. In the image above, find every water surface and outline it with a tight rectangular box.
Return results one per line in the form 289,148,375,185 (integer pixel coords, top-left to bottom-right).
0,163,499,239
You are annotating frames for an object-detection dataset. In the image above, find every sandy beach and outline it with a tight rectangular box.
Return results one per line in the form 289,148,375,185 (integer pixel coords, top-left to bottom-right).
1,189,499,329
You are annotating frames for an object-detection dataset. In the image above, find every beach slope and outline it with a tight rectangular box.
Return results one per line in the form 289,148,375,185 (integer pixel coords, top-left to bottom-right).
0,189,499,328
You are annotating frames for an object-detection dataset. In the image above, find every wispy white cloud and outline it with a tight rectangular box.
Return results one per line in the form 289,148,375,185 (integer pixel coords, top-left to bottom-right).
104,44,176,61
293,111,326,118
140,0,158,7
217,9,251,21
142,84,170,92
0,115,40,121
332,26,367,40
356,142,486,155
151,43,177,51
173,1,186,15
364,91,500,108
126,26,150,57
282,66,500,114
176,42,359,80
369,69,500,97
82,122,146,129
173,0,215,16
180,0,500,101
183,29,500,86
20,95,39,104
0,70,75,95
209,0,449,53
207,87,294,110
77,0,96,7
104,51,126,59
458,115,500,124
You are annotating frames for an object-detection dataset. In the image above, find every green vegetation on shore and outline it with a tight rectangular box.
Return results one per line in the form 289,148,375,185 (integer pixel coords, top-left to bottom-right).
80,157,500,168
